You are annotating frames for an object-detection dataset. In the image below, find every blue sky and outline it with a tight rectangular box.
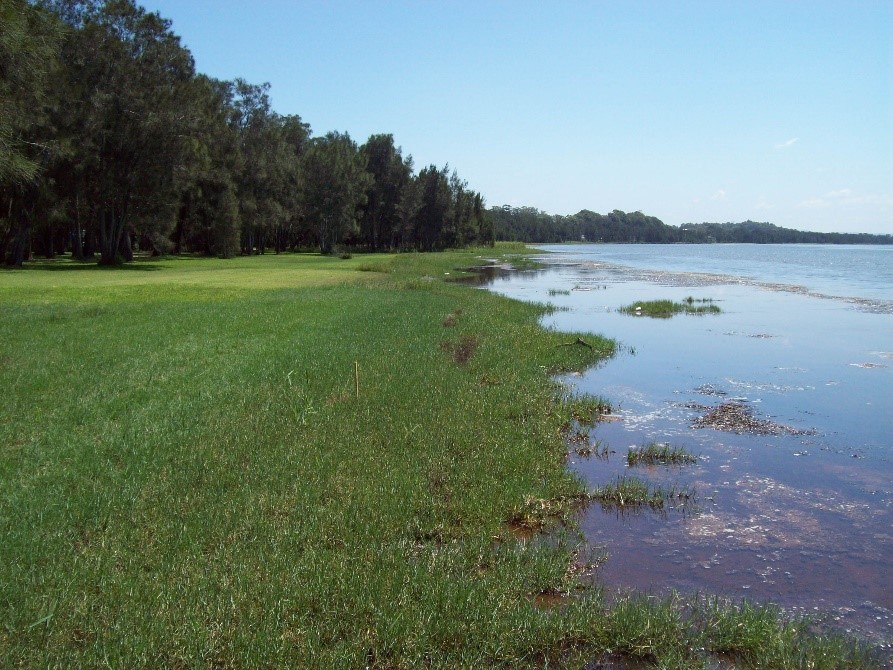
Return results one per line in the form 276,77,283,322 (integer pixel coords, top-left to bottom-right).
145,1,892,234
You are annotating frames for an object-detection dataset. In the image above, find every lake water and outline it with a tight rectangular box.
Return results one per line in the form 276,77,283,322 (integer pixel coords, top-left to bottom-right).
479,244,893,654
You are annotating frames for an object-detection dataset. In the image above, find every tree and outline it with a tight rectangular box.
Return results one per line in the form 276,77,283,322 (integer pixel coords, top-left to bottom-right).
46,0,200,265
413,165,452,251
271,113,311,253
359,134,411,250
171,76,242,257
299,132,371,254
0,0,63,265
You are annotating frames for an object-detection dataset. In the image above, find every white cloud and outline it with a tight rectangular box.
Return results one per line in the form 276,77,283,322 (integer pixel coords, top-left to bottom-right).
755,197,773,210
797,189,893,210
798,197,829,209
711,189,727,201
774,137,799,149
825,188,853,199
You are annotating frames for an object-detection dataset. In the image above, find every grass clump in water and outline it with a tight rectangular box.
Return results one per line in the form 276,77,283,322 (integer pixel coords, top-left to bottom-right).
591,475,666,510
590,476,696,512
620,298,721,318
627,442,698,466
566,394,612,426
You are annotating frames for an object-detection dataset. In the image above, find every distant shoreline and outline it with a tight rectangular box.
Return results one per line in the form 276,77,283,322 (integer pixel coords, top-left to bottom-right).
491,207,893,245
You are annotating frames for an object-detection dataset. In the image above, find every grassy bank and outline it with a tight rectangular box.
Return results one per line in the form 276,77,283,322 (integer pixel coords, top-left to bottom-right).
0,248,876,668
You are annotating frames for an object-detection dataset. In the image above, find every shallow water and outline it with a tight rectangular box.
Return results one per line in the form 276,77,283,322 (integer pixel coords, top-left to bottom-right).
479,244,893,653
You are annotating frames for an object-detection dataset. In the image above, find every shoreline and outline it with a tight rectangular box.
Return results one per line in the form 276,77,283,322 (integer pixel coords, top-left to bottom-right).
0,247,883,668
489,245,892,663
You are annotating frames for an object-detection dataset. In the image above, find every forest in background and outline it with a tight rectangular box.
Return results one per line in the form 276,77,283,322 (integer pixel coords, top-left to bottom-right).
4,1,888,269
1,0,493,266
490,207,893,245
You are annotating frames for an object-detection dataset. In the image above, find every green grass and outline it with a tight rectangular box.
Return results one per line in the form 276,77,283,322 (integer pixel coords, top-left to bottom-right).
566,394,613,426
0,247,877,668
627,442,698,466
619,297,721,318
590,476,695,512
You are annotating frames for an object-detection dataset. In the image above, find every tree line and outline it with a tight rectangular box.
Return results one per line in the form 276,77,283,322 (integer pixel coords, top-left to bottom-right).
490,207,893,245
1,0,493,266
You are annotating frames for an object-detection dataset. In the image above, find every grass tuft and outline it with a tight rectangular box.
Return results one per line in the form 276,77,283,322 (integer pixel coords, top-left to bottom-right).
627,442,698,466
590,476,696,512
566,394,613,426
619,298,721,318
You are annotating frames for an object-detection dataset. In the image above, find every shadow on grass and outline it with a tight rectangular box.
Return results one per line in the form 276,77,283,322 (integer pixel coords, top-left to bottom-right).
7,258,164,272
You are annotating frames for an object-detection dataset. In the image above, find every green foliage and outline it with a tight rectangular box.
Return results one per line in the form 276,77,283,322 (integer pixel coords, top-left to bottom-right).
360,133,412,250
0,0,61,186
300,131,372,254
489,206,893,245
3,2,488,265
0,0,64,266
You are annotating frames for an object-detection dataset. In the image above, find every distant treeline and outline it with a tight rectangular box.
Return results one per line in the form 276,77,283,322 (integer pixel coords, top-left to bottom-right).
490,207,893,245
2,0,493,266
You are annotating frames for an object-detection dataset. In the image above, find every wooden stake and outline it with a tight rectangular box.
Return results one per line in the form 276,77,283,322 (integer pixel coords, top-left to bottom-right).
354,361,359,399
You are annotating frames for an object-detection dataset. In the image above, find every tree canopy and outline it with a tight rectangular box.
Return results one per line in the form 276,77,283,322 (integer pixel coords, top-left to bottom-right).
0,0,492,265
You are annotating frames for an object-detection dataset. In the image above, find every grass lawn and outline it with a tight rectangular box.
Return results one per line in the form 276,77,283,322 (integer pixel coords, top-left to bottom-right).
0,247,876,668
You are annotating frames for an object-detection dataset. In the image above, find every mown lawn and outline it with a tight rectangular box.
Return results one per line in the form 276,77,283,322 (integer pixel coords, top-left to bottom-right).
0,248,876,668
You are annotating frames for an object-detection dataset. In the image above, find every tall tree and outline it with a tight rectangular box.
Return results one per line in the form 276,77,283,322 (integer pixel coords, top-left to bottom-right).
271,113,311,253
413,165,452,251
46,0,199,264
0,0,63,265
171,75,243,257
359,134,411,250
299,132,371,254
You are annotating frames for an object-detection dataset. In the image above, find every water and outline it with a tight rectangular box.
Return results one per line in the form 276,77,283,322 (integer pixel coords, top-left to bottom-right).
477,244,893,653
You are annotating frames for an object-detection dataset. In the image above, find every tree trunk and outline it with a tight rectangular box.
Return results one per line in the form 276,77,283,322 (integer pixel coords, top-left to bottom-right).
98,207,126,265
83,228,96,258
6,204,32,267
71,225,84,260
119,230,134,261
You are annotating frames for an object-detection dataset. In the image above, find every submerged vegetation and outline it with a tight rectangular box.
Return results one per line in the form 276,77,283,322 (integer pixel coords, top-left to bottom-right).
620,297,722,318
0,247,878,668
627,442,698,466
590,476,696,513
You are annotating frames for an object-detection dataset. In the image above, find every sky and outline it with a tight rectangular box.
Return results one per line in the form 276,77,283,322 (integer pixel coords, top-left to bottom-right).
144,0,892,235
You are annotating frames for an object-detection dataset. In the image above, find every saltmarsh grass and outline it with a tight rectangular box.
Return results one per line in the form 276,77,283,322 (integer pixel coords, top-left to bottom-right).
620,298,721,318
627,442,698,466
590,475,694,512
0,247,877,668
